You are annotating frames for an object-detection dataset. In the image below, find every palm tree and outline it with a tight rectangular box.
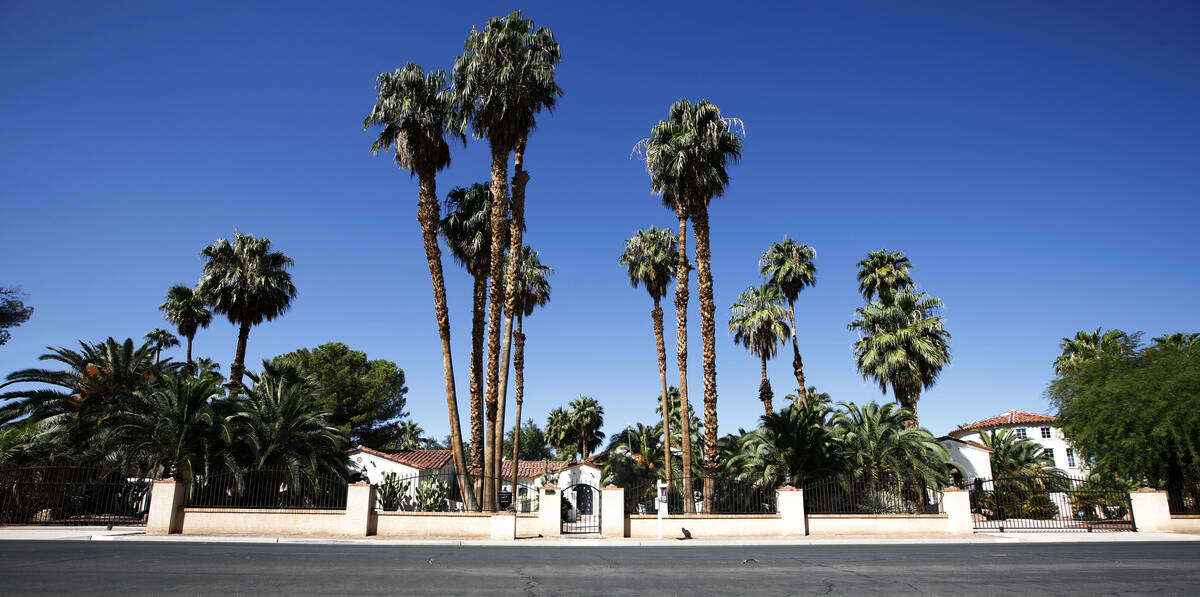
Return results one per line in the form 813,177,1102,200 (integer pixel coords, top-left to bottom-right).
603,422,665,490
831,401,948,491
504,246,552,499
364,63,476,510
847,288,951,423
728,401,843,488
440,182,503,475
856,249,913,302
568,396,605,459
102,371,234,482
618,226,679,491
144,328,180,365
655,386,705,480
544,407,575,459
453,11,562,509
759,239,817,405
394,420,426,450
1152,332,1200,348
197,232,296,389
645,98,743,500
1053,327,1132,375
977,428,1057,477
159,285,213,373
788,386,832,411
194,357,223,382
728,284,790,415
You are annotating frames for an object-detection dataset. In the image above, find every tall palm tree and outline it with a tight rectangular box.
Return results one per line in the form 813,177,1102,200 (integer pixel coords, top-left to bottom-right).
759,239,817,405
454,11,562,509
655,386,705,479
1053,327,1132,375
544,407,574,459
645,98,743,501
440,182,504,475
856,249,913,303
618,226,679,491
568,396,604,459
159,285,213,373
831,401,948,490
144,328,180,365
197,232,296,389
504,246,551,499
364,63,476,510
847,289,951,424
729,284,790,415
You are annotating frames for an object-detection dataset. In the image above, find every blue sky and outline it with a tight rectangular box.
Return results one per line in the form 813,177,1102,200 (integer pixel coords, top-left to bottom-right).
2,1,1198,443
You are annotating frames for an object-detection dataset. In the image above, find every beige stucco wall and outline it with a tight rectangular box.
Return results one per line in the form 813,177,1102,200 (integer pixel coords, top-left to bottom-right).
180,509,346,536
627,515,781,539
1167,516,1200,533
808,514,951,535
516,514,539,537
374,511,494,538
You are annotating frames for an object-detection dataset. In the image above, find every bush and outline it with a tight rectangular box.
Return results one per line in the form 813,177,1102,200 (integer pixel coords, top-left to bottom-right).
375,472,407,511
413,478,448,512
974,490,1021,520
1022,494,1058,520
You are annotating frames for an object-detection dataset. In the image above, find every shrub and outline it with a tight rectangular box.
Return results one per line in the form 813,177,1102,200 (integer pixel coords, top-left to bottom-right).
413,478,448,512
375,472,407,511
975,490,1021,520
1022,493,1058,520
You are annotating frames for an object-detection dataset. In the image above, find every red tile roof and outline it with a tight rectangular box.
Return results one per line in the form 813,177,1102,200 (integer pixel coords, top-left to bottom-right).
349,446,453,470
938,435,994,452
470,459,602,479
955,410,1058,432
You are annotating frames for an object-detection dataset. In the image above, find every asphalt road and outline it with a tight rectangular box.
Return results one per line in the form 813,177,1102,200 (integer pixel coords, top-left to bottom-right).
1,541,1198,595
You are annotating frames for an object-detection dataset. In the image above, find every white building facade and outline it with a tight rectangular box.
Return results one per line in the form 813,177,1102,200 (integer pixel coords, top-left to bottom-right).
947,410,1087,477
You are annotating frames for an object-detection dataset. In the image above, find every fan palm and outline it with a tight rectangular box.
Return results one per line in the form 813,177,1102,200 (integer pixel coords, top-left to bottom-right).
144,328,180,365
544,407,575,459
453,11,562,509
619,226,679,490
759,239,817,405
159,285,213,373
831,401,948,490
847,289,951,423
729,284,790,415
1054,327,1133,375
197,232,296,389
645,98,743,495
394,420,426,450
503,246,551,497
568,396,604,459
856,249,913,302
1152,332,1200,348
365,62,475,509
729,401,843,488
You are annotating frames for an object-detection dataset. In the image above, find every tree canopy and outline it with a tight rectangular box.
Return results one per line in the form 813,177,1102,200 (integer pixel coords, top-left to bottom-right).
0,288,33,347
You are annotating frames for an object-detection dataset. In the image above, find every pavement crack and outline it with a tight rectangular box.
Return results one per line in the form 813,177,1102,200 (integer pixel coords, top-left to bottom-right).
515,567,539,597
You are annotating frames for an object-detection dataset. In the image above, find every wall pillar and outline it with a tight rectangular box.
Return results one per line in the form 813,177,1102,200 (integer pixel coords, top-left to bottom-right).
490,513,517,540
777,486,806,536
1129,489,1170,532
345,482,375,537
538,485,561,538
147,479,188,535
601,485,624,538
941,487,973,534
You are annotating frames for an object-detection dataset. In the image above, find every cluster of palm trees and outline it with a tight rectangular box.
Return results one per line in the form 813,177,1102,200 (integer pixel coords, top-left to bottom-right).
364,10,560,511
544,397,605,461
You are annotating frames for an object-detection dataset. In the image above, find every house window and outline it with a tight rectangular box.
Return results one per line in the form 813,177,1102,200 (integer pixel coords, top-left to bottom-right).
1015,428,1027,439
1044,448,1054,463
1041,427,1052,439
1066,448,1076,468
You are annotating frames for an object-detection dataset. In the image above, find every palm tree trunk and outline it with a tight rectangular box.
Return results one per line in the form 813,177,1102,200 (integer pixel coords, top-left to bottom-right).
510,317,525,512
759,354,773,415
417,170,477,511
483,142,511,511
652,302,672,491
691,207,719,511
786,300,807,405
185,334,195,375
229,320,252,389
469,273,487,503
674,210,694,513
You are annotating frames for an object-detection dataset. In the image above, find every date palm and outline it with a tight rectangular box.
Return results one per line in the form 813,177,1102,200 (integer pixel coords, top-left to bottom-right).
159,285,213,373
831,401,948,490
1152,332,1200,348
197,232,296,389
847,289,951,424
759,239,817,405
603,422,665,489
977,428,1056,477
856,249,913,303
145,328,180,365
728,284,790,415
503,246,551,500
645,98,743,501
728,400,842,488
453,11,562,509
619,226,679,491
365,62,476,509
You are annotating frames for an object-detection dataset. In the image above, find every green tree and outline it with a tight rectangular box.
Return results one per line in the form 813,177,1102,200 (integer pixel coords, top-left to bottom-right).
619,225,680,491
645,98,743,494
272,342,409,449
655,386,705,479
728,401,843,488
453,11,562,510
364,62,475,510
831,401,948,490
144,328,180,365
603,422,665,489
544,407,576,460
197,232,297,389
568,396,605,459
502,246,552,496
729,283,790,415
440,182,503,473
159,285,213,373
1048,339,1200,488
855,249,913,303
759,239,817,405
976,428,1056,477
848,288,951,423
0,288,33,347
394,420,427,450
1153,332,1200,348
502,418,553,461
1053,327,1135,375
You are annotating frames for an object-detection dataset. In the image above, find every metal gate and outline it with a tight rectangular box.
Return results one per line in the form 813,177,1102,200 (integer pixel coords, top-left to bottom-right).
0,467,151,526
561,483,601,534
968,475,1134,532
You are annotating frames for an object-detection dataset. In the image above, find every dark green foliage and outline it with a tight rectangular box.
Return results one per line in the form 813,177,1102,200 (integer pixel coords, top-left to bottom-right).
1022,493,1058,520
272,342,408,448
728,401,843,488
0,288,33,347
502,418,552,461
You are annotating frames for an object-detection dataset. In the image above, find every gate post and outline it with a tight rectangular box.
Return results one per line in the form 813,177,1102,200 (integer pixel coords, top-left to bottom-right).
147,479,188,535
778,486,807,536
941,487,973,534
1128,488,1170,532
345,482,375,537
602,485,624,538
538,485,561,538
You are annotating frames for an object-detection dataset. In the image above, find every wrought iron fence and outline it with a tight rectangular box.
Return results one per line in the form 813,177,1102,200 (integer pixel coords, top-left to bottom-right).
367,472,539,513
805,476,941,515
623,476,777,515
187,468,348,510
968,475,1133,531
0,466,151,526
1166,482,1200,515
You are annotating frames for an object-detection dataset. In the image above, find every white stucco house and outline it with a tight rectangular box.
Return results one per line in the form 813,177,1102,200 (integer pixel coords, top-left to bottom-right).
937,435,994,485
947,410,1088,477
495,459,603,513
346,447,460,509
